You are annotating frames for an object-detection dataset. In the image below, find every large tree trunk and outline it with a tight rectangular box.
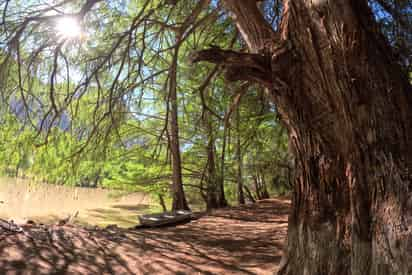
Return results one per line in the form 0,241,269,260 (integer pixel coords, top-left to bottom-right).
277,1,412,274
193,0,412,273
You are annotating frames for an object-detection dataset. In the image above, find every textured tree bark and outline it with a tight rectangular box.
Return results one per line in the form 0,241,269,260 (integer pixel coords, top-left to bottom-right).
194,0,412,273
276,1,412,273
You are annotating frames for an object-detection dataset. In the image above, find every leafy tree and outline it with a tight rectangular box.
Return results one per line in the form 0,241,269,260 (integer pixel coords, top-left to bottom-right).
3,1,411,273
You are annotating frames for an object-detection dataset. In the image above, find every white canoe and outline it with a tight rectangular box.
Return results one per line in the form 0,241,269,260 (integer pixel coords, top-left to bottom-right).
138,210,193,227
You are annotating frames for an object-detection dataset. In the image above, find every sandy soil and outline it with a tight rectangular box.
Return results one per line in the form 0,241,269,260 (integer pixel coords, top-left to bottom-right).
0,198,289,275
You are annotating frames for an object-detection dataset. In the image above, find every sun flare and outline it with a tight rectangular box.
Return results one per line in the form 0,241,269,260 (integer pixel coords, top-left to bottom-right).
55,16,82,40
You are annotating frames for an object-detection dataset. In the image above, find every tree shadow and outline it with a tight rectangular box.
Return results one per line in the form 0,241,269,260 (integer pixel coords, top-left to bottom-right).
0,198,290,274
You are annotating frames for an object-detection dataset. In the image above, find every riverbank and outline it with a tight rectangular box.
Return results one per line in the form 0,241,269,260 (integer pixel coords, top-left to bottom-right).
0,177,153,227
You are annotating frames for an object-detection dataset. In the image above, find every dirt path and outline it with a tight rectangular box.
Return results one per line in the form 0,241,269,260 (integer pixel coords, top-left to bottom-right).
0,198,289,275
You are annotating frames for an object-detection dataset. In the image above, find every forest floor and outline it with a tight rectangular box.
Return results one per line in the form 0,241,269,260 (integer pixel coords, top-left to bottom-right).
0,197,289,275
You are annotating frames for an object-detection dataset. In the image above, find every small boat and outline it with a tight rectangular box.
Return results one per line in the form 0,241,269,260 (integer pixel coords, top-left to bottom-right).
0,219,23,233
138,210,193,227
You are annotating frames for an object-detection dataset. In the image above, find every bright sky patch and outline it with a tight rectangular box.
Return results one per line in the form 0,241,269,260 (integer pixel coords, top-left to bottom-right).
55,16,82,40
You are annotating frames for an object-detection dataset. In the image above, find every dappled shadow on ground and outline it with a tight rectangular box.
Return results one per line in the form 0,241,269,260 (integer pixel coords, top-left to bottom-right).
0,198,289,275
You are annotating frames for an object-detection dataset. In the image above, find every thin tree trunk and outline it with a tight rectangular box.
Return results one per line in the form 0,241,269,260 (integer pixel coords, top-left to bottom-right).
158,194,167,212
236,107,245,205
168,0,211,211
205,109,219,209
218,112,229,207
169,45,189,211
15,163,20,178
218,84,248,207
259,172,270,199
244,185,256,203
253,174,262,200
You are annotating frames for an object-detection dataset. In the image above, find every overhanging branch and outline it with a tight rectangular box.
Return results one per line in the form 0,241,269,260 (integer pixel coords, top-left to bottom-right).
190,48,273,87
190,48,269,71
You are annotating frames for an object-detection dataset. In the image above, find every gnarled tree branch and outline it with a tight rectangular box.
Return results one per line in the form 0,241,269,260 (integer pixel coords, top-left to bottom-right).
190,47,273,87
190,48,270,72
190,43,294,89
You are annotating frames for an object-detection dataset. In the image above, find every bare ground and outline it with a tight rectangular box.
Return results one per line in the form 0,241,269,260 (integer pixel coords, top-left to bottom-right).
0,198,289,275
